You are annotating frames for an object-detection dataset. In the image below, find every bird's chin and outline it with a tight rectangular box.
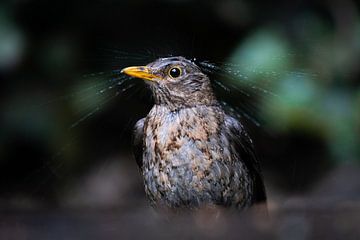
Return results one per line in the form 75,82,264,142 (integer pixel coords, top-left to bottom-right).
147,81,159,92
145,78,164,89
143,79,158,85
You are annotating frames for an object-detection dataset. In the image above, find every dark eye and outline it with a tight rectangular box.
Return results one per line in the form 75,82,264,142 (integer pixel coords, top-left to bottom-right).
168,67,182,78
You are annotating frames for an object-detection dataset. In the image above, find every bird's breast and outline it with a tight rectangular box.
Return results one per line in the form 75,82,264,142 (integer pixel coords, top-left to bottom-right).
141,105,243,207
143,105,223,169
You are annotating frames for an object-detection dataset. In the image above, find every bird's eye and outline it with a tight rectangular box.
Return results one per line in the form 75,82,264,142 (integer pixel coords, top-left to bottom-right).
168,67,182,78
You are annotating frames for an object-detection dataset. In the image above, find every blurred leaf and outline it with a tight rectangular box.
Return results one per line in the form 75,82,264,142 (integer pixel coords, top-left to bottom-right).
322,90,358,162
229,27,291,83
0,8,25,70
261,73,322,131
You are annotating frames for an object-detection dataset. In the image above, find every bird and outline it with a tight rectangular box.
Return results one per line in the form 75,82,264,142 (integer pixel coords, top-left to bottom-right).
121,56,266,211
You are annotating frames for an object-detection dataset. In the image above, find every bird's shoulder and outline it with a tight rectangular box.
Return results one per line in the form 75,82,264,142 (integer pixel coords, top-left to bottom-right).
132,117,145,168
222,114,267,204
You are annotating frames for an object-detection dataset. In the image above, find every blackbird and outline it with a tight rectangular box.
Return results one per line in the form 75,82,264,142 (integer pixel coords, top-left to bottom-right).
121,56,266,210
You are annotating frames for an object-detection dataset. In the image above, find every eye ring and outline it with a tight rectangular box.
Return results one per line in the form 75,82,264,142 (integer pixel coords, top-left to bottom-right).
168,66,182,79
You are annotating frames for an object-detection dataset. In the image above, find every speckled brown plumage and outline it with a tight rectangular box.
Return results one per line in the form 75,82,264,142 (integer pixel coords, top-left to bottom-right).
122,56,266,210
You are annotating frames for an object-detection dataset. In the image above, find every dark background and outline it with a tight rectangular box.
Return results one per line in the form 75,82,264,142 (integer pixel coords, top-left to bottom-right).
1,0,360,239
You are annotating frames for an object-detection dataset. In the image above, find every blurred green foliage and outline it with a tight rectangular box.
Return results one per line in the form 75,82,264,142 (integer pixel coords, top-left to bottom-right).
229,16,360,163
0,7,24,70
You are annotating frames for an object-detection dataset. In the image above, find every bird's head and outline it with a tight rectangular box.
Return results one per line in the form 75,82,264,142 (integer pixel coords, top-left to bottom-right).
121,56,216,109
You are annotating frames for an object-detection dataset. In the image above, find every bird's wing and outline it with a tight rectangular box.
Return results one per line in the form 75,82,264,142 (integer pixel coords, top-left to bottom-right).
132,118,145,169
224,115,267,204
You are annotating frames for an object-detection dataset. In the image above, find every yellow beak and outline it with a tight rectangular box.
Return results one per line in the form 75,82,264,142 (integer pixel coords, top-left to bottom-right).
121,66,158,81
